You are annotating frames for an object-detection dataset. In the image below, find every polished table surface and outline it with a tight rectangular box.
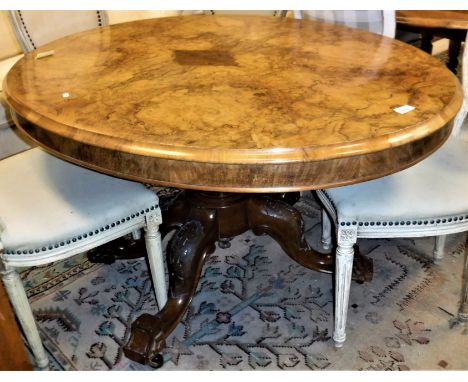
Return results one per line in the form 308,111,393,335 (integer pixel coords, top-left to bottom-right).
3,15,463,192
396,10,468,29
3,15,464,367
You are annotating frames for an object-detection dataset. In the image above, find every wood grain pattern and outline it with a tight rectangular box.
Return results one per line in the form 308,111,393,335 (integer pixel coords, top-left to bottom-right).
396,10,468,29
3,15,463,191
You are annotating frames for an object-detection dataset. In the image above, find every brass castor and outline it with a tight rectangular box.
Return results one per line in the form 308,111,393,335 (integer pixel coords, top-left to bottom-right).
148,353,164,369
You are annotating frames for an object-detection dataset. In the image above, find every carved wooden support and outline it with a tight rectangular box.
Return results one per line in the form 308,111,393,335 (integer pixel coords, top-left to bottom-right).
123,200,218,367
87,235,147,264
123,191,374,367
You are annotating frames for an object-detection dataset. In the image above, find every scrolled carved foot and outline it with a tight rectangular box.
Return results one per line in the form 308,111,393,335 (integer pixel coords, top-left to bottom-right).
123,313,166,366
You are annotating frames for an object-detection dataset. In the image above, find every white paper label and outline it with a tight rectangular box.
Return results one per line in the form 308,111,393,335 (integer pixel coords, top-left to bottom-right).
393,105,415,114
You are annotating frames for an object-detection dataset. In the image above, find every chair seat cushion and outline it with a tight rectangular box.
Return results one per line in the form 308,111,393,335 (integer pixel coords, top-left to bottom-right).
0,148,159,255
323,136,468,223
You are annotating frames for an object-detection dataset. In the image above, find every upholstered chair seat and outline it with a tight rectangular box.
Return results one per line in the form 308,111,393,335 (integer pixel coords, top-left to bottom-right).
320,136,468,227
0,149,161,263
0,148,167,370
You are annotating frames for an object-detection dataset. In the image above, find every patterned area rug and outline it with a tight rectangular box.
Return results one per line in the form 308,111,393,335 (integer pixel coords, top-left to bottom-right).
21,194,468,371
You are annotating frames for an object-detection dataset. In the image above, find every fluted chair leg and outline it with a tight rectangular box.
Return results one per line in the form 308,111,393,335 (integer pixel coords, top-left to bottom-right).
433,235,447,263
321,209,332,251
334,226,357,348
144,212,167,308
1,265,49,370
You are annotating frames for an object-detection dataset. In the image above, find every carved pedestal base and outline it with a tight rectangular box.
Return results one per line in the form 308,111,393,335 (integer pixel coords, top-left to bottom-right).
122,191,373,367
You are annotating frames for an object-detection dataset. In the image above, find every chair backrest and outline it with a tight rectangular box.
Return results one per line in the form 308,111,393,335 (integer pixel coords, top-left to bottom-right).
106,10,203,25
293,10,396,38
0,11,22,60
8,10,108,52
207,10,287,17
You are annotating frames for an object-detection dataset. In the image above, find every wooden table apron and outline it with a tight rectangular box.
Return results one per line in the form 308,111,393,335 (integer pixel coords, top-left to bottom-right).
3,16,463,367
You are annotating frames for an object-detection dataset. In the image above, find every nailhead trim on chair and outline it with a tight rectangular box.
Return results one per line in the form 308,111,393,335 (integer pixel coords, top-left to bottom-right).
16,11,105,51
338,215,468,227
96,11,103,26
17,10,36,50
4,204,159,255
320,189,468,229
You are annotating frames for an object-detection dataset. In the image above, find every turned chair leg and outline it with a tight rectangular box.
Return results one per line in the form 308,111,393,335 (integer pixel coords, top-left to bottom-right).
433,235,447,263
1,264,49,370
334,226,357,347
321,210,332,251
144,212,168,308
459,234,468,322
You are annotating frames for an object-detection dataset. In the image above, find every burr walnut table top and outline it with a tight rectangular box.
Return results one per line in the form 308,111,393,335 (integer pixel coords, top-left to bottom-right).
3,15,463,192
396,10,468,29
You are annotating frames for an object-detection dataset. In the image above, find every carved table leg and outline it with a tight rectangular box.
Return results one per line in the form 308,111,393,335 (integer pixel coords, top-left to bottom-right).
123,217,218,367
246,196,334,272
87,235,147,264
123,191,373,367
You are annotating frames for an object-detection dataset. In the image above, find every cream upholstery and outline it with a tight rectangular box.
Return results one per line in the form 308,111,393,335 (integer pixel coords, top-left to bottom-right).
8,10,107,52
0,11,22,60
323,137,468,225
207,10,285,16
0,149,159,259
0,55,25,127
107,10,191,24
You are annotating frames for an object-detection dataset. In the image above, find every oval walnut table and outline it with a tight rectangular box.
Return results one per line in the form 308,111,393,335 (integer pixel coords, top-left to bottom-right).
3,15,463,368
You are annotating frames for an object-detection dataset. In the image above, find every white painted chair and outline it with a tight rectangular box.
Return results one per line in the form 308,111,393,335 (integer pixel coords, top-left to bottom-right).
0,149,167,370
316,136,468,347
0,11,167,370
294,9,468,348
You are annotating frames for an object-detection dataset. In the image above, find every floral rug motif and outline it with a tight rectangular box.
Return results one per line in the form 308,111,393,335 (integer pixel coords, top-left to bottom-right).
22,195,468,371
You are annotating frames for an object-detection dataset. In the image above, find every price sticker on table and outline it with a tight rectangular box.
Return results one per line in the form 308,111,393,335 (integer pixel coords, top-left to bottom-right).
393,105,415,114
